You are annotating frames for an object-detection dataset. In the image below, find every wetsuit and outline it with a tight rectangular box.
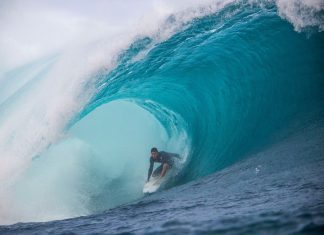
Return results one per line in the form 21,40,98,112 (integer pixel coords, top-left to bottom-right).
147,151,180,181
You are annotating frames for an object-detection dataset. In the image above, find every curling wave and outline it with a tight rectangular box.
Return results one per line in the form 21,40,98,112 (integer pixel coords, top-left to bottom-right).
0,0,323,225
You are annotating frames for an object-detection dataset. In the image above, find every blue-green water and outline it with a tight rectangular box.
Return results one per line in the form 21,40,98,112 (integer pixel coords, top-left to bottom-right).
0,1,323,234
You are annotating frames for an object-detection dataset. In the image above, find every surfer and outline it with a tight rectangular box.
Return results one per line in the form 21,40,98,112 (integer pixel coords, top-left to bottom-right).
147,147,180,182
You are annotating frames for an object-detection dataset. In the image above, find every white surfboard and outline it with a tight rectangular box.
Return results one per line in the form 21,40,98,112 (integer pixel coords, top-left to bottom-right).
143,177,163,194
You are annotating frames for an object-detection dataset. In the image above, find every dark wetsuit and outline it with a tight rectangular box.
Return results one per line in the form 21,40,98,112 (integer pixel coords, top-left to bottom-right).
147,151,180,181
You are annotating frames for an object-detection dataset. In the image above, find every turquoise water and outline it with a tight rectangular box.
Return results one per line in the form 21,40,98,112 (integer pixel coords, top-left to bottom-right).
0,1,323,233
86,2,324,183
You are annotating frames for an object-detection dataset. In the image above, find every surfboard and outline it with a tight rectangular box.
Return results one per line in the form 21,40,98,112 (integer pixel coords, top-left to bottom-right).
143,177,162,194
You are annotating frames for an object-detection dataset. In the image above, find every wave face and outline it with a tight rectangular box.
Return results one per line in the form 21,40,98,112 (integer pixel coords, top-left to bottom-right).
91,2,324,179
0,0,324,226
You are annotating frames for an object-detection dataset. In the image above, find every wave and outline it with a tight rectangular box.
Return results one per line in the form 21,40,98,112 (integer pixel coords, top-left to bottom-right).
89,0,324,179
0,0,323,225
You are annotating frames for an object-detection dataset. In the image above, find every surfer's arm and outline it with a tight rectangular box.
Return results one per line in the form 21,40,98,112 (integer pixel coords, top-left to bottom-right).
147,158,154,181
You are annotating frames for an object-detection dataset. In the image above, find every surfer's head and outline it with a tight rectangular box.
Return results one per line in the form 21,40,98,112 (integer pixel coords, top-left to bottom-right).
151,147,158,159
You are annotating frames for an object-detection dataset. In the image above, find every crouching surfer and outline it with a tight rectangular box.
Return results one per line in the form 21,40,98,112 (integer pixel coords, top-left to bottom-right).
147,147,180,182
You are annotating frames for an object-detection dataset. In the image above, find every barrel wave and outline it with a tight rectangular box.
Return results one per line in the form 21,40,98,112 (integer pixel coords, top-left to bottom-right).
0,0,323,232
89,2,324,179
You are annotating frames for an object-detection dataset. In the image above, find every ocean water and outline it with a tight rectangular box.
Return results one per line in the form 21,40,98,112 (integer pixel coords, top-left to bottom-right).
0,0,324,234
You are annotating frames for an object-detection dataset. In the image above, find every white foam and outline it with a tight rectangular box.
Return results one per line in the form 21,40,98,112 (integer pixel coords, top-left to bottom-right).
0,0,234,71
276,0,324,32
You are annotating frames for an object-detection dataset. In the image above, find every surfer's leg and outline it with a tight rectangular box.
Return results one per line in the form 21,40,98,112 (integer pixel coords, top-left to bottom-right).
152,164,163,177
161,163,170,178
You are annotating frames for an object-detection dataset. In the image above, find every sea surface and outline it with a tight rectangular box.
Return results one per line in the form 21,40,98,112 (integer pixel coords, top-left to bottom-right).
0,0,323,234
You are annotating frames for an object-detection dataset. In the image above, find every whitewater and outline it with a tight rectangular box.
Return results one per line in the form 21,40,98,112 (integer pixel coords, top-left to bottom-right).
0,0,323,234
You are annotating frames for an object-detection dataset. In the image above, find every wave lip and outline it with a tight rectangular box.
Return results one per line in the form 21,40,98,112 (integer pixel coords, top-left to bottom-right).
276,0,324,32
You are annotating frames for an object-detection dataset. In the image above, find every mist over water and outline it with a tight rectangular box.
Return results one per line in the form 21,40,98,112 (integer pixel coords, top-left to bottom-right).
0,0,323,230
